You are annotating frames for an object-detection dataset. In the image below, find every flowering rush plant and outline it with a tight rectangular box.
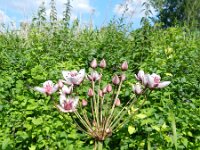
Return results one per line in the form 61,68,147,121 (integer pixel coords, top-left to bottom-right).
34,59,170,150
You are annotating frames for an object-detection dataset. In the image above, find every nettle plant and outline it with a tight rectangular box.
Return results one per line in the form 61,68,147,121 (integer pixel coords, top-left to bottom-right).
34,59,170,150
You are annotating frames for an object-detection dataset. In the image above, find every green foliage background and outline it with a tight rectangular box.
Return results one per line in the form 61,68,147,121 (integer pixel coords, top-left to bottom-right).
0,20,200,149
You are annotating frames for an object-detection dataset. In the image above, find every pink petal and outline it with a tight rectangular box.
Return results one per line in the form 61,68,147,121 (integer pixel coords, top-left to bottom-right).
72,97,79,109
135,74,140,80
62,71,73,85
34,87,46,94
147,74,155,88
51,84,58,93
157,81,171,88
138,70,145,80
43,80,54,87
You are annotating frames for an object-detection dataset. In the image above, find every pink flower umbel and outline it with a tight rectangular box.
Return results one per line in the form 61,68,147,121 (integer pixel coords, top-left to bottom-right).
146,73,171,89
34,80,58,95
87,71,102,82
56,94,79,113
62,69,85,85
33,58,171,149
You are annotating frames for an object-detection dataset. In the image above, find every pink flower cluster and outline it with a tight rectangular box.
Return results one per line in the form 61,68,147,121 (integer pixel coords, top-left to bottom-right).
34,69,85,112
133,70,171,94
34,59,170,114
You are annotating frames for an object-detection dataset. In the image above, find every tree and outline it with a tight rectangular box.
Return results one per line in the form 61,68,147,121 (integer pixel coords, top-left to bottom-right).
50,0,57,25
32,1,47,28
63,0,71,26
150,0,200,28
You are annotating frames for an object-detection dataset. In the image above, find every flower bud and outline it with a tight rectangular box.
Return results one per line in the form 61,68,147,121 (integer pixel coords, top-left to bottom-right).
99,59,106,68
106,84,112,93
121,61,128,71
88,88,94,97
115,98,121,106
105,128,112,136
102,86,107,94
121,74,126,81
99,90,103,97
82,99,88,106
90,59,97,68
112,75,120,85
58,80,64,88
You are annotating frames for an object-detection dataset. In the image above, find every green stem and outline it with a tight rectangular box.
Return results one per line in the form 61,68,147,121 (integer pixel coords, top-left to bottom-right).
94,141,103,150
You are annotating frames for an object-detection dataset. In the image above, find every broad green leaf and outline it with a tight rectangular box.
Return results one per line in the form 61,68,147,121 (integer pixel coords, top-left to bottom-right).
136,114,147,119
128,125,136,134
32,117,43,125
29,145,36,150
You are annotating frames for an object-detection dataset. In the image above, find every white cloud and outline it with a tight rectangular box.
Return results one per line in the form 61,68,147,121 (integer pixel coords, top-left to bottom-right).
0,10,11,23
114,0,156,19
71,0,94,13
0,0,95,23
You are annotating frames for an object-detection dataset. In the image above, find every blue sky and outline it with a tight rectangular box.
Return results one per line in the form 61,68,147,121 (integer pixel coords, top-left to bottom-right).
0,0,156,29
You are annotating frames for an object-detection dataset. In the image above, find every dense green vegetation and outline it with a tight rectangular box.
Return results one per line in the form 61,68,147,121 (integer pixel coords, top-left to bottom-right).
0,0,200,149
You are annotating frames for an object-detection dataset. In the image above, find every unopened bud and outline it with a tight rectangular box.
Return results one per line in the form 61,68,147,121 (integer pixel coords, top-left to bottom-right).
105,128,112,136
99,90,103,97
88,88,94,97
58,80,64,88
102,86,107,94
112,75,120,85
90,59,97,69
106,128,111,133
121,74,126,81
115,98,121,106
82,99,88,106
106,84,112,93
99,59,106,68
121,61,128,71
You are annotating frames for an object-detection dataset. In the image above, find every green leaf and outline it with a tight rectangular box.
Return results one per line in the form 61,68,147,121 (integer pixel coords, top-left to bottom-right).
128,126,136,135
32,117,43,125
136,113,147,119
29,145,36,150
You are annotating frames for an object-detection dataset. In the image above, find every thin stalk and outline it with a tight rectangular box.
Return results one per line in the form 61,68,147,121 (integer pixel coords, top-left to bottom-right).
90,96,95,122
94,140,103,150
70,114,91,136
92,81,99,126
74,111,92,132
109,95,136,127
80,105,92,128
100,96,105,125
112,93,148,131
104,80,123,129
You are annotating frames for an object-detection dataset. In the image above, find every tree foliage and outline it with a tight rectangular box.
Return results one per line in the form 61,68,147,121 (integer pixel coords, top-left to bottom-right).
150,0,200,28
